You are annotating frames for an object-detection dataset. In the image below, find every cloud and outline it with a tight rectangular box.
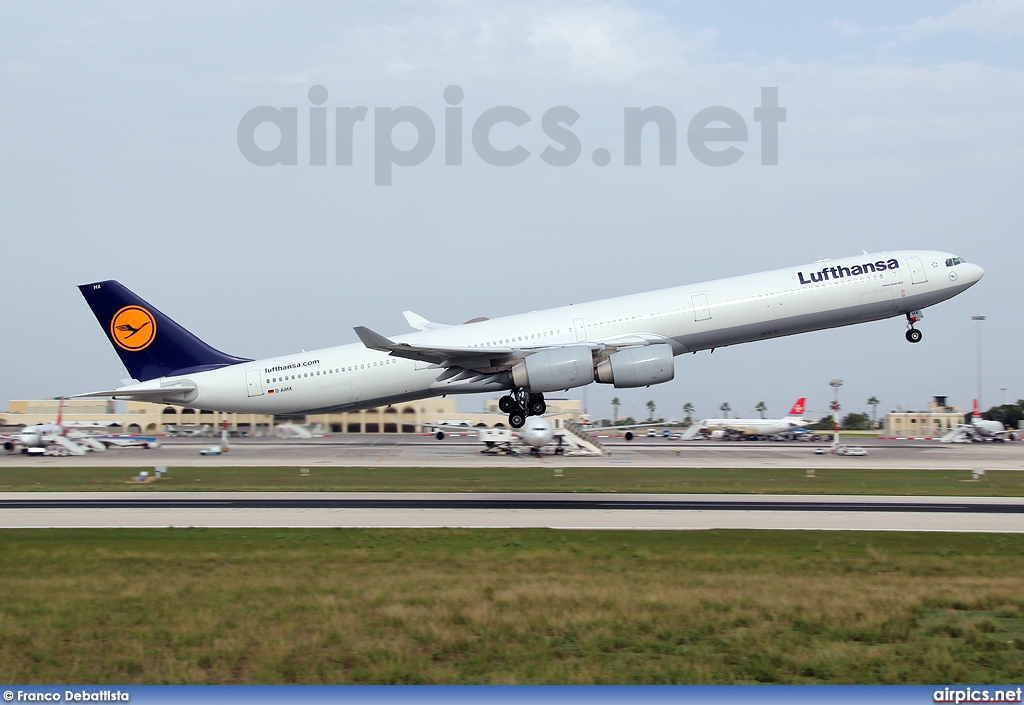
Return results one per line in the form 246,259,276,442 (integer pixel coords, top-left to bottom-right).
905,0,1024,41
523,5,714,84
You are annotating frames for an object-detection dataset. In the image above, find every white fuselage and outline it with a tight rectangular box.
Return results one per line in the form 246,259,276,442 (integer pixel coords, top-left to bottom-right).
973,419,1009,438
702,417,812,436
109,250,983,415
520,417,556,448
19,423,62,447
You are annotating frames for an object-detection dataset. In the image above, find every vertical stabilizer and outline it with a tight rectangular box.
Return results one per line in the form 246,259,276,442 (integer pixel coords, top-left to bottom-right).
78,281,252,382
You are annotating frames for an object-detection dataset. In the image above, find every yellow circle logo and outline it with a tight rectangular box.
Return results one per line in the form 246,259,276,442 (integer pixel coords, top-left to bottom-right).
110,306,157,351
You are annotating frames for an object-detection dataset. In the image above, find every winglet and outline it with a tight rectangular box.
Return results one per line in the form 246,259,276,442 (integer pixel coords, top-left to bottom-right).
402,310,452,331
403,311,430,331
354,326,396,352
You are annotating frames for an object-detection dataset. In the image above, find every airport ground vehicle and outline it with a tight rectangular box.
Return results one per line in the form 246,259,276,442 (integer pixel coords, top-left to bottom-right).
820,444,868,456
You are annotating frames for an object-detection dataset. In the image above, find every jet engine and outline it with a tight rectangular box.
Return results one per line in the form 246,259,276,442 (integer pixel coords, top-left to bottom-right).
511,346,595,392
595,344,674,388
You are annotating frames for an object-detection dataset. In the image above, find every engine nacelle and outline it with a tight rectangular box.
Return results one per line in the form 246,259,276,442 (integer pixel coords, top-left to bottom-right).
595,344,674,388
511,346,594,393
3,440,16,452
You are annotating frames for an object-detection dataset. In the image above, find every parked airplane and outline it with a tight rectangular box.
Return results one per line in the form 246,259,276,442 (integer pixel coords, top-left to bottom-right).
940,400,1019,443
434,417,586,456
680,398,815,440
2,400,106,455
439,418,555,452
2,419,69,453
73,251,983,428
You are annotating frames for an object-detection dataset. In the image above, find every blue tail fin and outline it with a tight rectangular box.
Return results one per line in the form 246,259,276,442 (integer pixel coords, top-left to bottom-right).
78,280,252,382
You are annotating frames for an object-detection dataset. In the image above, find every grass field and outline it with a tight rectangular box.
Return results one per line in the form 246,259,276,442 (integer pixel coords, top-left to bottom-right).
1,528,1023,684
1,465,1023,495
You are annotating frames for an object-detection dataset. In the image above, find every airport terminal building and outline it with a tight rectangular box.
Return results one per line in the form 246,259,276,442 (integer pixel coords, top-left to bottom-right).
1,398,584,436
881,396,965,438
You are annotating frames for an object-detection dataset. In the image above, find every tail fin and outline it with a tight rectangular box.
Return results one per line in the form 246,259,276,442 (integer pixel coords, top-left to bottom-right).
78,281,252,382
972,399,980,419
787,398,807,416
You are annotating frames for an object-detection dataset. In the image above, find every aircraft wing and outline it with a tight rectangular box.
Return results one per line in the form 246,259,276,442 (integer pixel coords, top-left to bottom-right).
354,326,517,367
588,421,675,431
721,425,761,435
354,326,668,370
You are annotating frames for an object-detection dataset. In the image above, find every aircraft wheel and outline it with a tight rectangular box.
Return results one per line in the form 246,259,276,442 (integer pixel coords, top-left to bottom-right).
906,328,922,343
509,413,526,429
528,397,547,416
498,395,516,413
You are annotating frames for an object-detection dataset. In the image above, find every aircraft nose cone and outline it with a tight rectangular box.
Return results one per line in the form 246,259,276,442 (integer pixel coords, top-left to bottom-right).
971,263,985,282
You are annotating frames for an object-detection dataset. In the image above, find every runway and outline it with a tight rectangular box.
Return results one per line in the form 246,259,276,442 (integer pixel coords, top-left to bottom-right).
3,492,1022,531
4,437,1021,531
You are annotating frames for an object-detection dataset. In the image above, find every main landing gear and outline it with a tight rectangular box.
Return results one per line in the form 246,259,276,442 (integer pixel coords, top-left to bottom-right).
905,310,923,344
498,390,546,429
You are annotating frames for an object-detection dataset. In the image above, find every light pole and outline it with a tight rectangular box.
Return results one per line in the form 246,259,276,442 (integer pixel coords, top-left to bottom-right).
971,316,986,409
829,379,843,449
1000,387,1007,406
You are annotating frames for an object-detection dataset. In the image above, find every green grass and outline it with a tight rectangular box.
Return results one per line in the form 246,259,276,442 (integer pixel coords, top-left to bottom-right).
1,529,1023,684
1,466,1022,495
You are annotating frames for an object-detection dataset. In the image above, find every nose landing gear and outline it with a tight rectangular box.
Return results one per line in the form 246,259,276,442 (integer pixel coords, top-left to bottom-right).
905,310,923,343
498,390,546,428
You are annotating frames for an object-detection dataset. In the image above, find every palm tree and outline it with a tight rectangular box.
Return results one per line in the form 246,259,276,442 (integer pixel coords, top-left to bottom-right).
755,401,767,419
611,397,621,423
720,402,731,418
646,400,656,421
868,396,880,428
682,402,695,426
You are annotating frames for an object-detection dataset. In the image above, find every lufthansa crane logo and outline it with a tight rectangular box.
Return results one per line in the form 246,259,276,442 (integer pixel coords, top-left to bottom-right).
110,306,157,351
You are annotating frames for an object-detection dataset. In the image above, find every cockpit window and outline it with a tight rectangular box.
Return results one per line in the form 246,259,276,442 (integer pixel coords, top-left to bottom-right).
945,257,966,267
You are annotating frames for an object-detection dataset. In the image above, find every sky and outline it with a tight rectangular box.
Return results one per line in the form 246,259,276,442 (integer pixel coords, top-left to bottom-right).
2,0,1023,422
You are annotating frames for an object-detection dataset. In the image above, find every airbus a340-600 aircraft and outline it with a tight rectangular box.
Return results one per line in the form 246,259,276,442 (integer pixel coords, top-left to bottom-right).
74,251,983,428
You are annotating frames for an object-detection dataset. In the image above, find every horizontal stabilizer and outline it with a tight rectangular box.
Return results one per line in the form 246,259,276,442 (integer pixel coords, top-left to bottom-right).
71,381,197,399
